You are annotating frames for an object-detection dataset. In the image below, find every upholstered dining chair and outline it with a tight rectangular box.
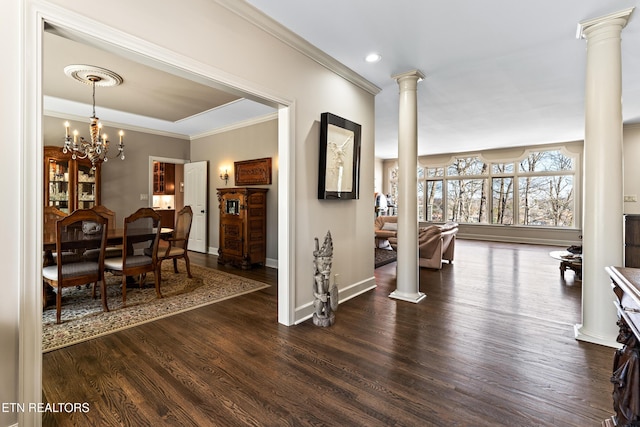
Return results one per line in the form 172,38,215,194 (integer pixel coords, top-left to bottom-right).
42,208,108,324
104,208,162,305
87,205,122,259
157,205,193,285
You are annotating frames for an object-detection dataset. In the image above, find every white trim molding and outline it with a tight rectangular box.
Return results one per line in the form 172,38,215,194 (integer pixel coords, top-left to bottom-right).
214,0,381,96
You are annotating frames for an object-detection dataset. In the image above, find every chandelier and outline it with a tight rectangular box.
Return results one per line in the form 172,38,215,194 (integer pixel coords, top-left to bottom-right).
62,65,125,169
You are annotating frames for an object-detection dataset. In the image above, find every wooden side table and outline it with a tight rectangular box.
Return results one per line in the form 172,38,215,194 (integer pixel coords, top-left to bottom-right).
549,251,582,280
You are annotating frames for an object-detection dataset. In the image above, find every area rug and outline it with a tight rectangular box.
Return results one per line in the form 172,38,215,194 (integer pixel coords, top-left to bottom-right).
42,261,269,352
375,248,397,268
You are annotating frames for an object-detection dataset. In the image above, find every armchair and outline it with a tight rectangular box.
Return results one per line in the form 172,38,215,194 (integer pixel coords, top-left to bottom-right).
418,223,458,269
157,205,193,284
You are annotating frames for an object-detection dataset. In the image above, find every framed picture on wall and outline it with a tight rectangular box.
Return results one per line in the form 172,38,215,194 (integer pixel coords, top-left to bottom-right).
318,112,361,199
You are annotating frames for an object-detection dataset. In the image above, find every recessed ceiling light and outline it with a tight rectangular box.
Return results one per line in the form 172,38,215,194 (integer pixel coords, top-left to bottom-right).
365,53,382,63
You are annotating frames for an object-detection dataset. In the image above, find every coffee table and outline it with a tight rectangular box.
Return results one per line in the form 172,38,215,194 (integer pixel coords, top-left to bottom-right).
549,250,582,280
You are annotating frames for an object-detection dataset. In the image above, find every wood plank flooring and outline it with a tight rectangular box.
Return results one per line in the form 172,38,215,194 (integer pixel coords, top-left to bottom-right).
42,240,616,426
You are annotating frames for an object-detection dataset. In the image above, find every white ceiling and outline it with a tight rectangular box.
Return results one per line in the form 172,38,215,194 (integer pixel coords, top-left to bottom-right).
247,0,640,159
44,1,640,158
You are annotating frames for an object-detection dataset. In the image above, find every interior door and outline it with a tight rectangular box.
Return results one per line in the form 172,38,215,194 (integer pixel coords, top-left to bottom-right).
184,161,208,253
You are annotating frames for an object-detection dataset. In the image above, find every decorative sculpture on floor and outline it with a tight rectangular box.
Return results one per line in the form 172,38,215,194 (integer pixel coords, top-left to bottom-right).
312,231,339,327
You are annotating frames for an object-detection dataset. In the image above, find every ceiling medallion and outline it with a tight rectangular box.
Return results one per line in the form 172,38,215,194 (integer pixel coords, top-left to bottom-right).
63,64,123,87
62,65,125,169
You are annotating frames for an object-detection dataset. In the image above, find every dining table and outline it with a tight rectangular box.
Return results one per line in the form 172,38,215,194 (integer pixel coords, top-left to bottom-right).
43,227,174,253
42,227,174,308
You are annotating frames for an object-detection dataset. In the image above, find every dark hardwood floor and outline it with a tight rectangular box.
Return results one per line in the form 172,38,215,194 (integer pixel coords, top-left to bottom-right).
42,240,615,426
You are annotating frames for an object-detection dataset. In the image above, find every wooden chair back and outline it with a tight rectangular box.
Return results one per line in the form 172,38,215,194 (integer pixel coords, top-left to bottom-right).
44,206,67,240
43,208,108,323
158,206,193,281
91,205,116,230
172,206,193,250
121,208,162,270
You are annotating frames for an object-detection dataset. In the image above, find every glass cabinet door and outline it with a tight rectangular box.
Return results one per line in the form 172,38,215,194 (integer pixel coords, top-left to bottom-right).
76,163,97,209
47,157,71,213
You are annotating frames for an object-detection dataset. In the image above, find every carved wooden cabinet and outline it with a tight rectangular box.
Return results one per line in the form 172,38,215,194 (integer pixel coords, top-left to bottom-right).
606,266,640,427
217,187,267,269
44,146,101,213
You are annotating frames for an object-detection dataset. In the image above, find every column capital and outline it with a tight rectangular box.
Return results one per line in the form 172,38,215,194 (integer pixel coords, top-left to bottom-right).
577,7,634,39
392,69,425,83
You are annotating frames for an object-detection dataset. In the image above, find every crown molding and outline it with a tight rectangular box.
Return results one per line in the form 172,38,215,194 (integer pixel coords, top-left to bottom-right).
214,0,381,96
190,112,278,140
44,110,191,141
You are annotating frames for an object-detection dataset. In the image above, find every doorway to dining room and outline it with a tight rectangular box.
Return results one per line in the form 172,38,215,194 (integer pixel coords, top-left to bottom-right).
24,7,295,421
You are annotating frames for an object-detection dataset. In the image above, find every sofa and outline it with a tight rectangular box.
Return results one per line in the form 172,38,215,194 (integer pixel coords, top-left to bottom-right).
376,218,458,269
374,216,398,248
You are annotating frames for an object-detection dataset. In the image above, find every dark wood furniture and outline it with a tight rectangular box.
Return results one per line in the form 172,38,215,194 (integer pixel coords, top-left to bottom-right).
605,266,640,426
156,209,175,228
549,250,582,280
625,215,640,268
44,146,101,213
153,161,175,195
42,208,108,324
217,187,267,269
158,206,193,284
104,208,163,304
89,205,122,259
43,227,173,252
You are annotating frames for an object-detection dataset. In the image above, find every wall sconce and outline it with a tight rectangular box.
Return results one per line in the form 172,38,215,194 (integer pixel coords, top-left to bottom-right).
220,168,230,185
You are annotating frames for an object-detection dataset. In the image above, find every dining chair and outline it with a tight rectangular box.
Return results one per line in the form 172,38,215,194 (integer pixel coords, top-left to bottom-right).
87,205,122,259
104,207,162,305
157,205,193,285
43,206,80,265
42,208,109,324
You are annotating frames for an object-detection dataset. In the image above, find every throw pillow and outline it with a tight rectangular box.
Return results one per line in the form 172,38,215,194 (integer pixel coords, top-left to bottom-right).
381,222,398,231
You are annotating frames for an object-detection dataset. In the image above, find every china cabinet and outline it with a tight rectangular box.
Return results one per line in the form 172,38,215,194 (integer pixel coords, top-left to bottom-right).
44,146,101,213
217,187,267,269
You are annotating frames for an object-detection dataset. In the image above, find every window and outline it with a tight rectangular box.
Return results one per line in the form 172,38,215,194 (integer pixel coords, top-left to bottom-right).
390,148,577,228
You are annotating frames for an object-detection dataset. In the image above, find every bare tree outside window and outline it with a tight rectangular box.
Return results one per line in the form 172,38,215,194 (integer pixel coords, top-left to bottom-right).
390,148,575,228
426,180,443,221
446,158,488,223
518,151,574,226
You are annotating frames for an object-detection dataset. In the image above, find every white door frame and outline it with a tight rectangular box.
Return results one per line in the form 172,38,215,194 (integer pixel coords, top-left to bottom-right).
148,156,190,207
21,3,296,425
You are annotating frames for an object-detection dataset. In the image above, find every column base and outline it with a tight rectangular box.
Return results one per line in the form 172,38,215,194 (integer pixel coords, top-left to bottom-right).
389,290,426,304
574,324,621,348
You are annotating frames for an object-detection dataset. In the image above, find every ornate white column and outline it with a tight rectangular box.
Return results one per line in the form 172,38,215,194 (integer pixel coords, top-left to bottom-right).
575,8,633,347
390,70,426,303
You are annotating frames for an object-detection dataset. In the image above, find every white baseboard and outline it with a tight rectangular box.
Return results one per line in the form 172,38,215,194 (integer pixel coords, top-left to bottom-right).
294,276,377,324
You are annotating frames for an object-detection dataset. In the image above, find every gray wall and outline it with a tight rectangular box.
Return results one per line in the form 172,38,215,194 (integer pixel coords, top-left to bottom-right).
191,118,279,262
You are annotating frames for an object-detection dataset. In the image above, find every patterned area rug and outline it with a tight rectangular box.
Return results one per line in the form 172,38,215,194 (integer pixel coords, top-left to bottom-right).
42,261,269,352
375,248,397,268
